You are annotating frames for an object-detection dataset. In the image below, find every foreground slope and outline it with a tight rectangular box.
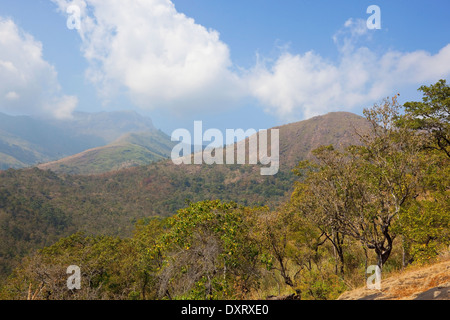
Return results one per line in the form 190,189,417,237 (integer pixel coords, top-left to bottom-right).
338,258,450,300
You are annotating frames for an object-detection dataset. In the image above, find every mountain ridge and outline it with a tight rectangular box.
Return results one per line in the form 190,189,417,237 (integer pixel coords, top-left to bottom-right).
0,111,159,170
0,111,370,281
37,130,175,175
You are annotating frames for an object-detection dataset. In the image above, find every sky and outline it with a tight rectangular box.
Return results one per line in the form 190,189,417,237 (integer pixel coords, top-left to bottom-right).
0,0,449,135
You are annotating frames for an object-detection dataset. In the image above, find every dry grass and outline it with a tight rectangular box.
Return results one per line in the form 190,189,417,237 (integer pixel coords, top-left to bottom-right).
338,255,450,300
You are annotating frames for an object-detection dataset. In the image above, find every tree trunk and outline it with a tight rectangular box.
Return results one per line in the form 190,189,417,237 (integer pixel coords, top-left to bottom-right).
376,225,393,270
363,245,368,283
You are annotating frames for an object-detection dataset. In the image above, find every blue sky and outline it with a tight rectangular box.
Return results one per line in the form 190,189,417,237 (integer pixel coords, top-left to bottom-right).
0,0,449,134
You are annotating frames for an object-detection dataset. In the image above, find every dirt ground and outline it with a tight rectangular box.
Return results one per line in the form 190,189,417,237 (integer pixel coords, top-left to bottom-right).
338,258,450,300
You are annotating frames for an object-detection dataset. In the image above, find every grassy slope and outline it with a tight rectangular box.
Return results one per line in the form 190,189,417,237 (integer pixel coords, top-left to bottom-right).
0,130,53,168
0,153,28,170
37,131,175,175
338,256,450,300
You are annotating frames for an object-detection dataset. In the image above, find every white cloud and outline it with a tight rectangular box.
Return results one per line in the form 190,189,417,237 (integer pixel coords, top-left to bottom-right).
52,0,244,115
248,52,341,120
5,91,20,101
248,19,450,121
0,17,77,119
49,2,450,122
45,95,78,120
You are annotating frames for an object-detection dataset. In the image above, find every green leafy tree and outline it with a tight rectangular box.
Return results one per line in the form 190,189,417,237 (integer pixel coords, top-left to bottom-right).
292,97,426,270
130,217,167,299
400,79,450,157
156,200,262,300
396,197,450,264
0,233,141,300
395,79,450,264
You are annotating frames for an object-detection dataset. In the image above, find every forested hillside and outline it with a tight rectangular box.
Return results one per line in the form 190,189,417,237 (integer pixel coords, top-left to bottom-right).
0,81,448,300
0,112,369,282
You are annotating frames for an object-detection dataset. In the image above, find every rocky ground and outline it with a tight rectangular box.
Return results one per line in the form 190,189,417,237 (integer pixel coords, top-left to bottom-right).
338,258,450,300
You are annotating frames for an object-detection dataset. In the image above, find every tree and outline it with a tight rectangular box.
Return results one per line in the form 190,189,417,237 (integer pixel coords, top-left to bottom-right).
290,177,346,277
0,233,139,300
253,203,345,300
356,96,426,268
292,96,426,269
400,79,450,158
131,217,167,299
396,196,450,264
156,200,262,300
395,79,450,263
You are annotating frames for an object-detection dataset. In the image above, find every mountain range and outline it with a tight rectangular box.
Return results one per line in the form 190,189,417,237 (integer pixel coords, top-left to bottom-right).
0,111,370,281
0,111,168,171
37,130,175,175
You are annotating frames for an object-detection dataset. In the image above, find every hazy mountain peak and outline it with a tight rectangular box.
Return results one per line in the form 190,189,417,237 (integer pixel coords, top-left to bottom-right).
0,110,158,170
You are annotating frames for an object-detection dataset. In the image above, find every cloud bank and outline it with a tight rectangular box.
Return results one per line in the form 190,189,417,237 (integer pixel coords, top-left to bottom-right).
51,2,450,122
0,18,77,119
248,18,450,120
52,0,244,115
